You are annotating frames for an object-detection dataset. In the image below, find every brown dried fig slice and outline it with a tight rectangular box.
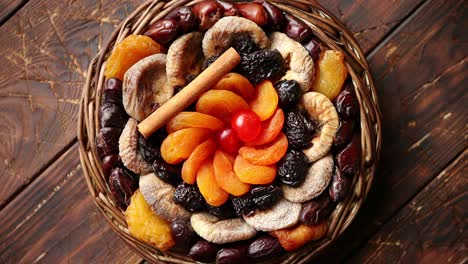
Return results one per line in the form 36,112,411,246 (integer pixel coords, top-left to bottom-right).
119,118,152,174
123,54,173,121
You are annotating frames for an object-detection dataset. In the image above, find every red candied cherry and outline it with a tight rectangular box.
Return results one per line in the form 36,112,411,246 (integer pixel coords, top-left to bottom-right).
231,110,262,143
216,128,241,154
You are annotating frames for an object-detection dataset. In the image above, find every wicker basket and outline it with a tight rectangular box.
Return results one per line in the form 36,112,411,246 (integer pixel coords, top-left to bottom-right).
78,0,382,263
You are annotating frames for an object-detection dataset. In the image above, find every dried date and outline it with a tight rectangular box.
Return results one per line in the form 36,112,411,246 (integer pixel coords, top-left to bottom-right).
108,167,137,209
300,194,334,225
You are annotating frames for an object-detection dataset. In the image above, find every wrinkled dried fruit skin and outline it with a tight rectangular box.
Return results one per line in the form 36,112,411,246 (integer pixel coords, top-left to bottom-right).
108,167,137,209
193,0,223,30
239,49,285,85
102,78,123,105
333,120,354,150
217,0,238,16
230,33,260,55
138,130,166,162
329,166,351,203
165,6,197,32
216,243,249,264
100,103,127,129
248,235,283,259
231,195,255,216
101,154,121,179
189,239,218,262
173,183,206,212
254,0,285,30
284,111,312,149
284,13,313,43
170,221,197,251
207,203,237,219
145,19,181,46
250,185,282,210
277,149,308,187
152,158,182,186
275,80,301,110
96,127,122,158
303,38,321,62
300,194,334,225
235,2,268,26
336,134,361,177
335,83,359,121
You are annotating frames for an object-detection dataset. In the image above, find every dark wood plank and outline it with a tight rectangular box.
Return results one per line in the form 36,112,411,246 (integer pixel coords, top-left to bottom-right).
349,150,467,263
0,0,145,207
0,0,27,26
315,0,467,262
0,144,141,263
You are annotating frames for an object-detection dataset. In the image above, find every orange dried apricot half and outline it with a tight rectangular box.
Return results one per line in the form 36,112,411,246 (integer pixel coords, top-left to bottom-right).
247,108,284,146
213,73,256,101
250,80,279,121
233,155,277,185
270,222,328,252
196,90,249,123
161,128,212,164
239,133,288,165
311,50,348,100
182,138,217,184
213,150,251,196
166,112,224,133
197,157,230,207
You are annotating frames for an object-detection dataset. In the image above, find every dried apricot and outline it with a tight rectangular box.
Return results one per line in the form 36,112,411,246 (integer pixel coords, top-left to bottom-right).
250,80,278,121
167,112,224,133
105,35,165,80
196,90,249,123
233,155,276,185
213,150,251,196
246,108,284,146
182,138,217,184
239,133,288,165
213,73,256,101
311,50,348,100
197,157,230,206
161,128,212,164
125,190,175,251
270,223,327,252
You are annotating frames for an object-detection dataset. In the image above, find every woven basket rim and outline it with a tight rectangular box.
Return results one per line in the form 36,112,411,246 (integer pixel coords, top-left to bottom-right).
78,0,382,263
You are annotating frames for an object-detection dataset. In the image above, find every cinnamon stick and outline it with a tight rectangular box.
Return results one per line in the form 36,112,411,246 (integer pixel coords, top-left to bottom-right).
138,47,241,138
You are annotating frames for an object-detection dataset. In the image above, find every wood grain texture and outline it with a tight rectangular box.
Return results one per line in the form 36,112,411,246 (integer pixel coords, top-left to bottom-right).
315,0,467,262
0,0,27,25
0,144,141,264
0,0,145,207
349,150,467,263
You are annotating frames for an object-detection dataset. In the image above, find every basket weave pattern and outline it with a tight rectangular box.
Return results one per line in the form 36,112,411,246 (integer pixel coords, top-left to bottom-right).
78,0,382,263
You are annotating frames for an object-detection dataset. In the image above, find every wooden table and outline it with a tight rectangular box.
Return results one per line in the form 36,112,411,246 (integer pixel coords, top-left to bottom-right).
0,0,466,263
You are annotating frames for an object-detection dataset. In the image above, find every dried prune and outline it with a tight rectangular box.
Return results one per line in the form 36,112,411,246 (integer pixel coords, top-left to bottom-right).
207,203,237,219
329,166,351,203
231,33,259,55
302,113,317,135
217,243,250,264
248,235,283,259
335,83,358,121
173,183,206,212
303,38,321,62
152,158,182,186
336,134,361,177
231,195,255,216
275,80,301,109
102,78,123,105
101,154,121,179
96,127,122,158
202,55,220,70
250,185,281,210
189,239,218,262
171,221,197,251
284,111,312,149
145,19,181,46
165,6,197,32
108,167,137,209
254,0,285,30
239,49,285,85
284,13,313,43
333,120,354,150
277,149,308,187
300,194,335,225
138,129,166,162
100,103,127,129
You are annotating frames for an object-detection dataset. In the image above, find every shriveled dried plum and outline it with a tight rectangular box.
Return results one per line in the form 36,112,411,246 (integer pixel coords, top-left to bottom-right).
231,195,255,216
108,167,137,209
152,158,182,186
207,203,237,219
284,111,312,149
275,80,301,110
231,33,259,55
189,239,218,262
239,49,285,85
96,127,122,158
138,129,166,162
171,221,197,251
100,103,127,129
102,78,123,105
250,185,281,210
173,183,206,212
329,166,351,203
277,149,308,187
335,83,358,121
300,194,335,225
